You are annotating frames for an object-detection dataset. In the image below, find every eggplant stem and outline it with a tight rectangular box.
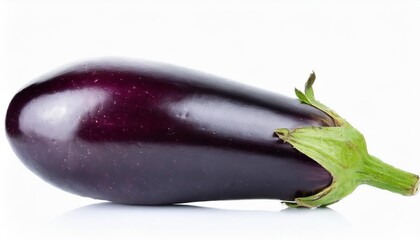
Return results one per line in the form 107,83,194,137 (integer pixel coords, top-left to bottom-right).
275,73,419,208
359,155,420,196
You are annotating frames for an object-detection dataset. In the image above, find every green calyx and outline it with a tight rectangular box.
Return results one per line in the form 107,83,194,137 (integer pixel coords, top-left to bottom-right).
275,72,419,208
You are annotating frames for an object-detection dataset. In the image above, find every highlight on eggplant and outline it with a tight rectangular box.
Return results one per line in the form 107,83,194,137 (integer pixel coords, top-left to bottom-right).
5,59,419,208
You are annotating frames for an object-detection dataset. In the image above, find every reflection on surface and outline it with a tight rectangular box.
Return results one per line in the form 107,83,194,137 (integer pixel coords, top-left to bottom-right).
19,89,108,141
171,96,304,140
51,202,350,239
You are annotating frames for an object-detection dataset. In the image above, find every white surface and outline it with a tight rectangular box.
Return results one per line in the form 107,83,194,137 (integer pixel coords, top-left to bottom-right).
1,0,420,239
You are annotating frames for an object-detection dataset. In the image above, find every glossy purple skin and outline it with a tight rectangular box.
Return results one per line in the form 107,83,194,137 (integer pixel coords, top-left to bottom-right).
6,59,334,204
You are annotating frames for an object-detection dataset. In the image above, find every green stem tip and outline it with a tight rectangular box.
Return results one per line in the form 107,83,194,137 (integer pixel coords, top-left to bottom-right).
276,72,419,208
360,155,419,196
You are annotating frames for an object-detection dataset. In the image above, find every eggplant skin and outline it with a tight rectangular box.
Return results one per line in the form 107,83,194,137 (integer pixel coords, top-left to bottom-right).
6,59,334,205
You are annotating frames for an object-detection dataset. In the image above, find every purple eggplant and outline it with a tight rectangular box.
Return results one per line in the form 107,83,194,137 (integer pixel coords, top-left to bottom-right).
5,59,419,207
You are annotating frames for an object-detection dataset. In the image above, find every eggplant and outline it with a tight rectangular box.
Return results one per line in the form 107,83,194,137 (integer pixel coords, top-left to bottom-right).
5,59,419,208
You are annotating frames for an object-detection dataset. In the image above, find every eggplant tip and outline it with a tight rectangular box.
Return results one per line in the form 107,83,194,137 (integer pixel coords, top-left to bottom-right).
413,175,420,195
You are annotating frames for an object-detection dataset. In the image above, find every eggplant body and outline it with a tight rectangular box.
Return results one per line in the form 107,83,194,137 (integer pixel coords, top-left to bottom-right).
6,59,334,204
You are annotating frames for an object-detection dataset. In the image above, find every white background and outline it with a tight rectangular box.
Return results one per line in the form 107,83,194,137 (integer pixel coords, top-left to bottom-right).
1,0,420,239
